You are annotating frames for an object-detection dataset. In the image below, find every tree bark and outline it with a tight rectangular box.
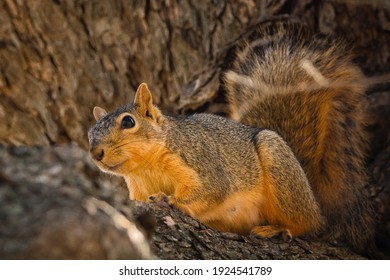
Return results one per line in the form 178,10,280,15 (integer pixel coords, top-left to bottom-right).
0,0,389,259
0,145,364,259
0,0,287,146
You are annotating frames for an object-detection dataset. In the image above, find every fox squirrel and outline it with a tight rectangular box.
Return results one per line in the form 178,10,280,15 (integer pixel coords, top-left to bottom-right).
88,21,375,255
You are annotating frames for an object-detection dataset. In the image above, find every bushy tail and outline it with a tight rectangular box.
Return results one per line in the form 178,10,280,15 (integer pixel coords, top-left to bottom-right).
224,19,376,255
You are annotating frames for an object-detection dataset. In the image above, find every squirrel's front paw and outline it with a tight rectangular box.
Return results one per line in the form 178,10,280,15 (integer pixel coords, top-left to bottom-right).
148,192,168,203
148,192,176,206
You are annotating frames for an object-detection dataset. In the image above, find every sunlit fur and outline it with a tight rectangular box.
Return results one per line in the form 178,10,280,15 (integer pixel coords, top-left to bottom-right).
89,83,322,239
224,20,374,254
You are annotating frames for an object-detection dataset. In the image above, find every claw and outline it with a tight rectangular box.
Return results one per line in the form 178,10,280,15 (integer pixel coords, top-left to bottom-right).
281,230,293,242
251,225,294,242
148,192,167,203
148,192,177,208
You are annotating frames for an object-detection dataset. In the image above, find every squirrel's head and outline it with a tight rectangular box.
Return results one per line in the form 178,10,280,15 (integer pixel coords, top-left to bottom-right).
88,83,165,175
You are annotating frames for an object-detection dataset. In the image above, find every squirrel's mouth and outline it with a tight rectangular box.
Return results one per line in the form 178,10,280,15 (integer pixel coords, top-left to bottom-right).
99,160,126,173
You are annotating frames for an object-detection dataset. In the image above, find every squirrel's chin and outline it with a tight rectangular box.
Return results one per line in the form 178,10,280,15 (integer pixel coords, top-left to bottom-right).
97,160,125,175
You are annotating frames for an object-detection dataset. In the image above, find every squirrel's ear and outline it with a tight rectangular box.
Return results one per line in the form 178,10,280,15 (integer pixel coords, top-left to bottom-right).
134,83,159,120
93,106,107,121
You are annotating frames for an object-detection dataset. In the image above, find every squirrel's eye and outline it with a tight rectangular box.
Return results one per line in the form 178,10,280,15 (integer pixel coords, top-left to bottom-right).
121,115,135,129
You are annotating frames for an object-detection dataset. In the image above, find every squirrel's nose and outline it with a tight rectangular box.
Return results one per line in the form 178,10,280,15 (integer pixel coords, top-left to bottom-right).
90,146,105,161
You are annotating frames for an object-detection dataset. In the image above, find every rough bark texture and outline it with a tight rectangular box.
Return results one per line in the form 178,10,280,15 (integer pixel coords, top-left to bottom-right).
0,0,389,259
0,145,364,260
0,145,155,259
0,0,286,147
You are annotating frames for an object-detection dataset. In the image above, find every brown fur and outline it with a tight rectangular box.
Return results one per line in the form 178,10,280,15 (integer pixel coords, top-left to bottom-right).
88,20,376,256
224,20,374,254
88,83,322,244
252,130,323,238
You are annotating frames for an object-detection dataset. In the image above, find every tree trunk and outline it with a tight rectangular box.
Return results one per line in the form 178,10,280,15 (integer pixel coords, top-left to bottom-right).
0,0,389,259
0,145,364,259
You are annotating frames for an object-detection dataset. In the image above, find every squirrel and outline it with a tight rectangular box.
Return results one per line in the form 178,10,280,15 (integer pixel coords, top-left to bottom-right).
88,20,375,256
224,20,375,255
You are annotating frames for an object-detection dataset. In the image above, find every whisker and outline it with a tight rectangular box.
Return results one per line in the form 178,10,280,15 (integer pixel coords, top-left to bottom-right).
107,138,173,171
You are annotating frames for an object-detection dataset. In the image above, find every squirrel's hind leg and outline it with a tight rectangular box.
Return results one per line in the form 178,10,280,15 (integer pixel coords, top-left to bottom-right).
253,130,324,239
251,225,293,241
